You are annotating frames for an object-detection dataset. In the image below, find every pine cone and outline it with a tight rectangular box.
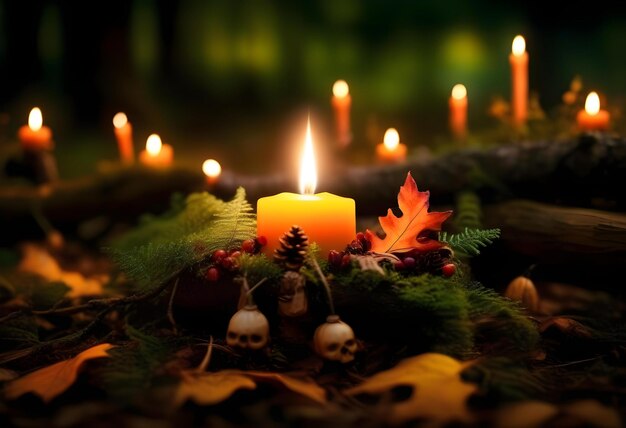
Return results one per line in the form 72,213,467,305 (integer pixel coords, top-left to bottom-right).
415,247,453,275
274,225,309,271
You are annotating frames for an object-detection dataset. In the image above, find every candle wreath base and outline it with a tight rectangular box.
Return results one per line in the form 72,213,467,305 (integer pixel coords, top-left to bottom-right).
0,172,624,427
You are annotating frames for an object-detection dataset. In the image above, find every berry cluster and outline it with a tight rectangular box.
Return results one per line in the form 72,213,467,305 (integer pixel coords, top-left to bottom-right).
205,237,266,282
328,233,456,277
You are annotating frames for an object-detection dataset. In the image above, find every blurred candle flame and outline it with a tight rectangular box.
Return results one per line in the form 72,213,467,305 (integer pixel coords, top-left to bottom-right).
332,80,349,98
383,128,400,151
585,92,600,115
146,134,162,156
299,116,317,195
29,108,43,132
451,84,467,100
512,35,526,56
113,112,128,128
202,159,222,178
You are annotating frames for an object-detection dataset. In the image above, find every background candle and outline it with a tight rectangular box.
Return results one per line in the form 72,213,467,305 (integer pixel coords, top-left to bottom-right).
257,118,355,255
510,35,528,127
202,158,222,184
113,112,134,164
18,108,53,151
331,80,352,148
139,134,173,167
449,84,468,141
376,128,407,164
577,91,610,132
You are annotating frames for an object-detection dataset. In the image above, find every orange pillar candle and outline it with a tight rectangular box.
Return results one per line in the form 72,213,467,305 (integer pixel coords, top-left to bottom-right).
331,80,352,148
376,128,407,164
577,92,610,132
202,158,222,185
113,112,134,164
509,35,528,127
139,134,173,168
18,108,53,151
449,84,468,141
257,118,356,255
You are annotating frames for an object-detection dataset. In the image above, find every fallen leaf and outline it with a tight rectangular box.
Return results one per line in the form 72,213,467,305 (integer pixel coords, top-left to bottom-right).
4,343,114,402
366,173,452,254
493,401,559,428
562,399,622,428
175,370,326,407
18,244,106,297
345,353,476,425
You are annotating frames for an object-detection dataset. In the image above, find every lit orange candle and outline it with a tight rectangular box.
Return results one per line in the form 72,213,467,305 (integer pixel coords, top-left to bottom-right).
376,128,407,164
449,84,468,141
139,134,173,168
202,158,222,184
257,117,356,255
331,80,352,148
577,92,610,132
18,107,53,151
113,112,134,164
510,35,528,127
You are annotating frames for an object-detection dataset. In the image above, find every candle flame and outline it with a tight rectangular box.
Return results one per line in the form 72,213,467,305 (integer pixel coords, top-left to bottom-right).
383,128,400,151
451,84,467,100
585,92,600,115
28,108,43,132
512,35,526,56
113,112,128,128
299,116,317,195
332,80,349,98
202,159,222,178
146,134,162,156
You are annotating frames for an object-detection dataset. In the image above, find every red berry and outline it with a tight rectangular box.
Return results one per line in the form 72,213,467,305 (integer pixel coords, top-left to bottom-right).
211,249,227,262
206,267,220,282
394,260,405,270
230,250,242,259
241,239,256,254
356,232,366,242
442,263,456,277
341,254,352,268
403,257,416,269
328,250,342,268
220,256,237,271
255,236,268,247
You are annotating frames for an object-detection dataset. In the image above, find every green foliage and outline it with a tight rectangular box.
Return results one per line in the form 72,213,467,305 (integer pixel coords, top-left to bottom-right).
439,227,500,256
238,254,283,288
0,272,70,309
0,316,39,351
100,326,174,404
109,188,256,291
453,191,483,230
464,282,539,353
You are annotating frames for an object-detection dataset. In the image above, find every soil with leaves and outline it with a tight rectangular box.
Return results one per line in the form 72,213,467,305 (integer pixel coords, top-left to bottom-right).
0,174,625,427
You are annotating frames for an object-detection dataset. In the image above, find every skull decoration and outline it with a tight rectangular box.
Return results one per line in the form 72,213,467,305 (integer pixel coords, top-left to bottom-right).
278,271,308,317
226,305,270,350
313,315,358,363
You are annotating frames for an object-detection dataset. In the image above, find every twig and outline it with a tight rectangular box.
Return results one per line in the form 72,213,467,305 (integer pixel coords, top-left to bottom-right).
244,276,267,306
196,336,213,373
167,278,180,334
308,256,335,315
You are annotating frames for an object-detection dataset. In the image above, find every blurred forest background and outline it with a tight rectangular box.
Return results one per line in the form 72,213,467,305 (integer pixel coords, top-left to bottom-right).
2,0,626,178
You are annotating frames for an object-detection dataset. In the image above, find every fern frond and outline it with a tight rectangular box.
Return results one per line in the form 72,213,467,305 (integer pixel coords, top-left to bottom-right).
109,188,256,291
439,227,500,256
453,191,483,230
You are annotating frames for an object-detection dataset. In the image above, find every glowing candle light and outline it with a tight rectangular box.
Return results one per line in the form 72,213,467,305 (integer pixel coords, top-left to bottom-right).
510,35,528,127
331,79,352,148
376,128,407,164
449,84,468,141
139,133,174,168
576,91,610,132
113,112,134,164
257,117,356,255
202,159,222,184
18,107,53,151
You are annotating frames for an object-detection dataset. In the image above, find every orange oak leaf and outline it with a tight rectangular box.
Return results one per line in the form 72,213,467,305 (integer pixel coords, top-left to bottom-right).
345,353,477,425
4,343,114,402
175,370,326,407
366,172,452,254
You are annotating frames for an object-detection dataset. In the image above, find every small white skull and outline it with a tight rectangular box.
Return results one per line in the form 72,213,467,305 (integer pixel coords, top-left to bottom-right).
278,271,308,317
226,305,270,350
313,315,357,363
